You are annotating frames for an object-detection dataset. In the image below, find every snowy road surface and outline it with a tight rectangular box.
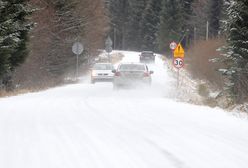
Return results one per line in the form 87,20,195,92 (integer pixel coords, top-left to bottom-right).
1,51,248,168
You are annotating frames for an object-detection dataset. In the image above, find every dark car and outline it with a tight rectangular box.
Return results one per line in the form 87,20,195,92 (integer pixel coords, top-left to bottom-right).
139,51,156,63
112,63,154,89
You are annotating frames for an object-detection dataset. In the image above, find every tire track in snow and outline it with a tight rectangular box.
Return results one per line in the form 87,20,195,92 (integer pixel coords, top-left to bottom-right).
82,98,149,168
83,97,190,168
144,138,190,168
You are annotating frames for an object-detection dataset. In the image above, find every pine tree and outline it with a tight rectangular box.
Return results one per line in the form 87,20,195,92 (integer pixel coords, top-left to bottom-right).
0,1,9,78
180,0,194,26
208,0,223,37
190,0,210,41
157,0,182,53
180,0,194,47
108,0,130,49
126,0,148,51
108,0,162,51
0,0,32,80
223,0,248,103
139,0,162,51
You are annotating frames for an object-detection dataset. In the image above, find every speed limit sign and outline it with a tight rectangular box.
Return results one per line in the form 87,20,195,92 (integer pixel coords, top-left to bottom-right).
173,58,184,69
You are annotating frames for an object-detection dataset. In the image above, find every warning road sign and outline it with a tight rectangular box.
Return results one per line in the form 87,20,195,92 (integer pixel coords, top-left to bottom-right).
174,43,185,58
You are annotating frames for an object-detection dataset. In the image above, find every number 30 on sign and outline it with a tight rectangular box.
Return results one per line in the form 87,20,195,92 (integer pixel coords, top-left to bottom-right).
173,58,184,69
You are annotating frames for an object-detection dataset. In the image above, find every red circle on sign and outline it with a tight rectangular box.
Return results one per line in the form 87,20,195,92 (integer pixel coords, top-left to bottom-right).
173,58,184,69
170,42,177,50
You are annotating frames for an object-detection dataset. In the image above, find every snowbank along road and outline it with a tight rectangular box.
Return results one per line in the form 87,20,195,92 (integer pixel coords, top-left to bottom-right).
1,51,248,168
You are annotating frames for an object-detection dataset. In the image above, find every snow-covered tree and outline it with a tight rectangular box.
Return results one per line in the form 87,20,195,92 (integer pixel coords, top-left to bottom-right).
0,0,9,78
222,0,248,103
0,0,33,88
0,0,32,74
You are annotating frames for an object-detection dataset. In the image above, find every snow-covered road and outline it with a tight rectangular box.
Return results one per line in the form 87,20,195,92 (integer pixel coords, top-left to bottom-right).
0,51,248,168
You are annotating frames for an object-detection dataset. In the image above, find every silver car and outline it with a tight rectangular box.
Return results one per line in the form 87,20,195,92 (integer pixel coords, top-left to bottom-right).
112,63,153,89
91,63,114,84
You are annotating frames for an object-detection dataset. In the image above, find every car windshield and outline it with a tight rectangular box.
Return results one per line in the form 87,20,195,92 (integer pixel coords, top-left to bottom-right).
93,64,113,70
141,52,153,56
119,64,145,71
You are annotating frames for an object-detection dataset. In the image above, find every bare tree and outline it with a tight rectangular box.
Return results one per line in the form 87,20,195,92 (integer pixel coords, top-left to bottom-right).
13,0,108,89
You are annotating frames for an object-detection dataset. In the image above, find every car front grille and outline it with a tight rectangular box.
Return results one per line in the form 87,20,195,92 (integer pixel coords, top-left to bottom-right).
98,73,108,76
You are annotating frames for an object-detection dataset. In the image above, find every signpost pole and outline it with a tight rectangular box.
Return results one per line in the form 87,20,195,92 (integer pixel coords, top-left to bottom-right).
105,36,113,62
206,21,209,41
172,48,177,88
172,42,185,89
76,53,79,79
72,41,84,80
76,42,79,79
177,69,180,89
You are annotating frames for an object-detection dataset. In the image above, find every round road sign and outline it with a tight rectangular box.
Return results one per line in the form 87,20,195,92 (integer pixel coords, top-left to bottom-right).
105,46,112,53
173,58,184,69
170,41,177,50
72,42,84,55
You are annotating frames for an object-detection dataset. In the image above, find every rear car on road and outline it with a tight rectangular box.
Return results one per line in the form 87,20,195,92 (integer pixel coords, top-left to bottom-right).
139,51,156,63
112,63,153,89
91,63,114,84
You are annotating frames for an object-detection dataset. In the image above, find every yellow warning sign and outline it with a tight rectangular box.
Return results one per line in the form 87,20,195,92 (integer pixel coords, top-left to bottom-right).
173,43,185,58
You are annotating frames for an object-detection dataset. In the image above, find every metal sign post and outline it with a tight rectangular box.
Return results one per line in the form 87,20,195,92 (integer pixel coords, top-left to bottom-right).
177,68,180,89
72,42,84,79
173,57,184,88
105,36,113,62
106,46,112,62
172,43,185,88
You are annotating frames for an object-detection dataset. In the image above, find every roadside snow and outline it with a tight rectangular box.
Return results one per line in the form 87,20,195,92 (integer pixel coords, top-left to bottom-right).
0,51,248,168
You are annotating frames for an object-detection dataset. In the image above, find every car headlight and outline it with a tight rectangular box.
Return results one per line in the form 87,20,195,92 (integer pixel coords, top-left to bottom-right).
91,71,97,76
